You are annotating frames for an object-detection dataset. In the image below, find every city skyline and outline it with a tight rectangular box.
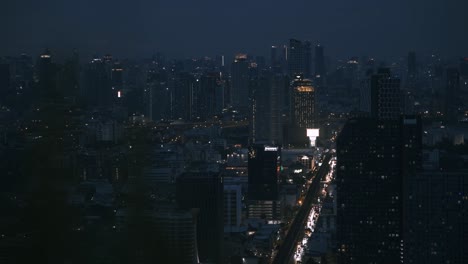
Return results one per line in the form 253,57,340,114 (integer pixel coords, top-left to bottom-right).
2,0,468,59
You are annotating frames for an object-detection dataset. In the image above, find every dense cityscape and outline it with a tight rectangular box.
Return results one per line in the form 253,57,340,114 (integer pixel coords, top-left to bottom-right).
1,2,468,264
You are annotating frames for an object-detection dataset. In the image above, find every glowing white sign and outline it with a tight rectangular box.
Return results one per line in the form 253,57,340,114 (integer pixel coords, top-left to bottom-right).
264,147,278,152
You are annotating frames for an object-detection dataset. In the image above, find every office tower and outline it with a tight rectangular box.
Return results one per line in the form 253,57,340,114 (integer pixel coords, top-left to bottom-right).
247,144,282,221
460,57,468,78
314,44,326,86
303,41,312,78
248,144,281,201
153,209,199,264
407,51,416,78
291,75,316,129
336,117,404,264
111,62,123,90
57,50,80,101
0,63,10,103
271,46,278,69
405,169,468,264
176,172,223,264
36,48,58,100
82,57,113,108
360,68,401,119
283,75,318,147
288,39,304,77
445,68,460,123
192,72,223,120
172,72,194,121
230,54,250,113
250,72,285,144
250,74,270,143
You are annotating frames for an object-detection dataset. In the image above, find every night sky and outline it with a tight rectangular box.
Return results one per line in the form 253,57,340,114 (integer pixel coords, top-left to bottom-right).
2,0,468,59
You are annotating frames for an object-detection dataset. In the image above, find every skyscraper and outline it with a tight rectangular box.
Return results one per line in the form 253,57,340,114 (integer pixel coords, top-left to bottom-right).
407,51,416,78
247,144,282,220
360,68,401,119
230,54,250,113
303,41,312,78
288,39,304,77
314,44,326,87
250,72,285,144
248,144,281,201
191,72,223,120
36,48,58,100
445,68,460,123
0,63,10,103
176,172,224,264
336,117,404,264
291,75,316,129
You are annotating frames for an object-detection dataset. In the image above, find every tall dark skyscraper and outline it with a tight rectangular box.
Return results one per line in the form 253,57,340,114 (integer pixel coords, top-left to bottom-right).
230,54,250,113
460,57,468,78
271,45,278,69
36,48,58,100
248,144,281,201
445,68,460,123
303,41,312,78
0,63,10,103
177,172,224,264
407,51,416,78
314,44,326,87
247,144,282,221
192,72,223,120
361,68,401,119
250,72,285,144
172,72,194,121
337,117,404,264
288,39,303,77
288,38,312,78
82,57,113,108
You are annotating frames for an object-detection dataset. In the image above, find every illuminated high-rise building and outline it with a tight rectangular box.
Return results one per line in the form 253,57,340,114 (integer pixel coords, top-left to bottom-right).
285,75,318,147
291,75,316,129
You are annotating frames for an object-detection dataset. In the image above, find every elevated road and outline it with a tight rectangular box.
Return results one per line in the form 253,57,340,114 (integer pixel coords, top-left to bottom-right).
272,154,332,264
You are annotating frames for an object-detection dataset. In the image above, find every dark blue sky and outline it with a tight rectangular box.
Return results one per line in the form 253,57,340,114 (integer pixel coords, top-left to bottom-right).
1,0,467,59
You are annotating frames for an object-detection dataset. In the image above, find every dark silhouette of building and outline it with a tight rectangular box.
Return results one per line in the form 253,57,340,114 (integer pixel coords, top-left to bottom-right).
336,114,422,264
230,54,250,113
445,68,460,123
82,57,113,108
314,44,326,87
288,39,311,78
250,71,285,144
0,63,10,103
360,68,401,119
407,51,416,78
247,144,282,220
176,172,224,264
36,48,58,100
192,72,223,120
248,144,281,201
